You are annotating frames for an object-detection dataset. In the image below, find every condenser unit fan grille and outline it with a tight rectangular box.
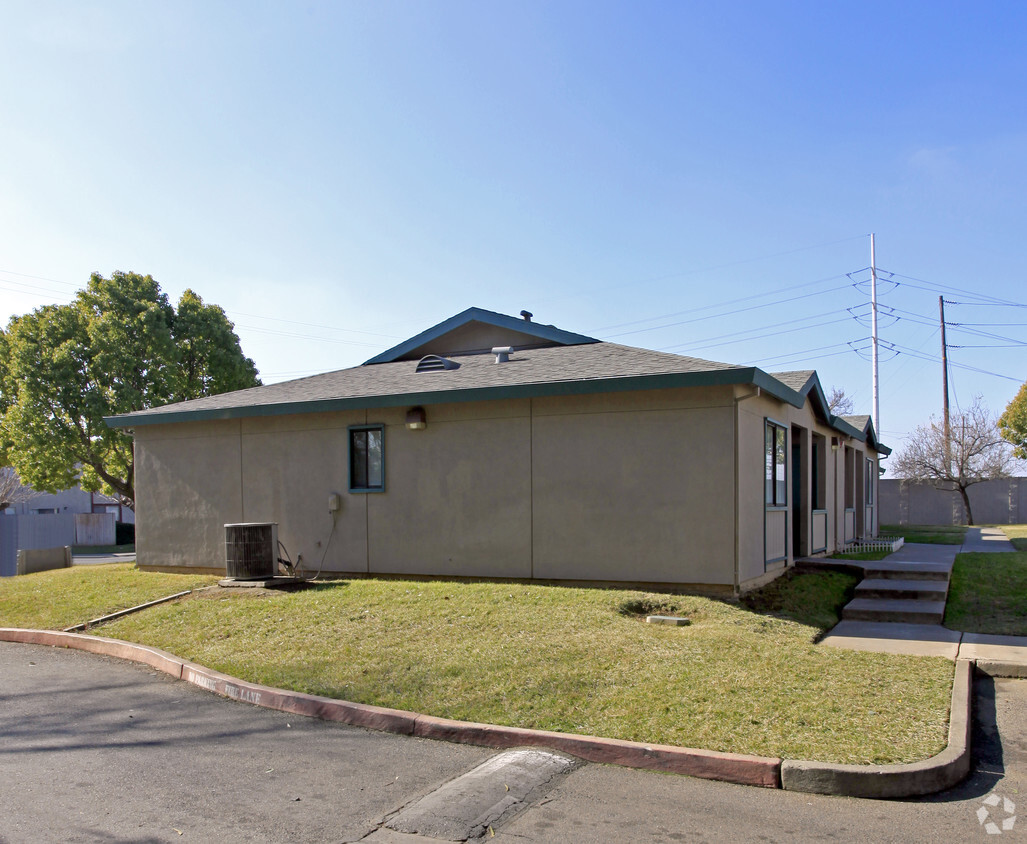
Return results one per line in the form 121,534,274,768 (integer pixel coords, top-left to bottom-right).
224,522,278,579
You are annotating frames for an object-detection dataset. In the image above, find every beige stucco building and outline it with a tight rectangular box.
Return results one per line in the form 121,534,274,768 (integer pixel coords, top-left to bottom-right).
107,308,887,593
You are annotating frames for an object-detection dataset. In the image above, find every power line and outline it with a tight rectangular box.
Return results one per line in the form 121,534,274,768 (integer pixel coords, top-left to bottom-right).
232,312,401,340
886,271,1026,307
945,324,1027,345
950,343,1026,349
236,324,383,348
589,273,850,334
0,269,405,344
889,341,1021,382
744,342,857,367
600,281,854,340
0,269,81,288
946,300,1027,308
555,234,871,314
659,309,848,352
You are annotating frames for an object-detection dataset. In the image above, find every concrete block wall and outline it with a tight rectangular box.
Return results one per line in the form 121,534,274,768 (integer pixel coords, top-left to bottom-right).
16,546,73,575
15,513,76,550
0,518,15,577
880,477,1027,525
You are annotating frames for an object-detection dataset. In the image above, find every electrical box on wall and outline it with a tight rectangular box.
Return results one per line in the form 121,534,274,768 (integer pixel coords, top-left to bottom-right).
328,493,341,512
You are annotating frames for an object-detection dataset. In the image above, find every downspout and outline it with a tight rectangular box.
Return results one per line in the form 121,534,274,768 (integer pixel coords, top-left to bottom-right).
733,386,761,594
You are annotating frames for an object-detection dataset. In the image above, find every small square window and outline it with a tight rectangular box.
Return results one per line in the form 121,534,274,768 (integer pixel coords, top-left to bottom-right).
349,425,384,492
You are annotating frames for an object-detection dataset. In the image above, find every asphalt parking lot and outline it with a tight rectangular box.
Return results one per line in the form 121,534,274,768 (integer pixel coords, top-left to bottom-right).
1,642,1023,843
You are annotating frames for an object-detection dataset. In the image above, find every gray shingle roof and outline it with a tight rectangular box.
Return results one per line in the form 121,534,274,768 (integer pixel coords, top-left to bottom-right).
103,341,887,453
770,370,816,392
842,414,872,431
106,342,757,426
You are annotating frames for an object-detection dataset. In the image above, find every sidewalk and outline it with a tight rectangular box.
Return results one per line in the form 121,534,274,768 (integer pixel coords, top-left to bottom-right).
817,527,1027,671
72,552,137,566
959,525,1018,553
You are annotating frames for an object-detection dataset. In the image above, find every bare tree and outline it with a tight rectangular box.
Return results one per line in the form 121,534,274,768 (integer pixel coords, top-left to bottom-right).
827,386,854,416
890,397,1014,525
0,466,39,511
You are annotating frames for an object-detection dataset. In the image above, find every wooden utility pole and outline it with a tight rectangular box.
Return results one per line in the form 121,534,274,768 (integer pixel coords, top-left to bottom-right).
939,296,951,467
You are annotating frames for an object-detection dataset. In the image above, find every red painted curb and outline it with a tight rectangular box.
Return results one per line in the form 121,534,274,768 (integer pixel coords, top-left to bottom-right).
0,628,780,788
413,714,781,787
179,661,418,734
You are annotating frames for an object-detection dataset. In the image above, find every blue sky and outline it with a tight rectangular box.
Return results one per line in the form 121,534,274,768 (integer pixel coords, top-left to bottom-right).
2,1,1025,468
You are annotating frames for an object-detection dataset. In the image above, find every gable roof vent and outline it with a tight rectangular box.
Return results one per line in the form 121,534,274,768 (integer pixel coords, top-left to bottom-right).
415,354,460,373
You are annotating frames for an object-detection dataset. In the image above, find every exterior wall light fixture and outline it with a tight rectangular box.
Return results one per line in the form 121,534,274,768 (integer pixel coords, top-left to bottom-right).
831,436,840,452
406,407,427,430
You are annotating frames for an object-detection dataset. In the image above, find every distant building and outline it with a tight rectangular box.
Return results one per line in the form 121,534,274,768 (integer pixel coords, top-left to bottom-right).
2,483,134,524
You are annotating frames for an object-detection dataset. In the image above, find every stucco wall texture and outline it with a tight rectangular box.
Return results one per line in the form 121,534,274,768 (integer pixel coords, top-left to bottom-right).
132,385,877,591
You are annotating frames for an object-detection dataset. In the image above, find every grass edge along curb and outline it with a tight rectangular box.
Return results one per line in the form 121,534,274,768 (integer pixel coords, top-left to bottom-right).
780,659,972,799
0,627,984,798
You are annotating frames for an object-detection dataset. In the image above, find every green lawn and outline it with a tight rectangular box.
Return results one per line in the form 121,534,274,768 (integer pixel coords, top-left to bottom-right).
0,564,218,630
945,537,1027,636
85,571,952,765
739,568,859,630
1001,524,1027,552
881,524,967,545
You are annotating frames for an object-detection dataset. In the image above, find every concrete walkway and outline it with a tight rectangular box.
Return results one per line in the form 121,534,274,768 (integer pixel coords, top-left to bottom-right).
960,525,1017,553
816,533,1027,670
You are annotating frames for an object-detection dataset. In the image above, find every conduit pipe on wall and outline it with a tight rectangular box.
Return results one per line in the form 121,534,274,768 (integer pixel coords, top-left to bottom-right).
733,386,761,594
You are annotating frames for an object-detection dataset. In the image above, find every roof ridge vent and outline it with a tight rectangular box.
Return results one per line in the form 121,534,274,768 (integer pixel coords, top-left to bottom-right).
492,346,514,364
415,354,460,373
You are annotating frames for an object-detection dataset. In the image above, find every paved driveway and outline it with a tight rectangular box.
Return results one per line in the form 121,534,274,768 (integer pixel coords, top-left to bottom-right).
1,642,1024,843
72,552,137,566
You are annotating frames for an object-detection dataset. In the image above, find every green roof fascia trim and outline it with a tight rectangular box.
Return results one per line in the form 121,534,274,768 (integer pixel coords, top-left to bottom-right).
828,416,891,455
105,366,804,429
855,418,890,456
787,371,890,454
830,417,866,439
362,307,599,365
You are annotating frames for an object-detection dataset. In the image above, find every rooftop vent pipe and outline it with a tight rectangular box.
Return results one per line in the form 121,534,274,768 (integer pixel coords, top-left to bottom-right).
520,310,533,322
492,346,513,363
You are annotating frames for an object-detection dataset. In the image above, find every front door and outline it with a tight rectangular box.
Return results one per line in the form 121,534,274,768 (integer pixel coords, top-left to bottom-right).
792,439,802,557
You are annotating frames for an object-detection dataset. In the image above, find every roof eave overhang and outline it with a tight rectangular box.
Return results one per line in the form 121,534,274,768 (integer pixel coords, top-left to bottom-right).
106,366,802,429
828,417,890,455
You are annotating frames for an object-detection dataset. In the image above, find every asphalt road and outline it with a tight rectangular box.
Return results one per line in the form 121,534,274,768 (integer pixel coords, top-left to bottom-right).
0,642,1023,843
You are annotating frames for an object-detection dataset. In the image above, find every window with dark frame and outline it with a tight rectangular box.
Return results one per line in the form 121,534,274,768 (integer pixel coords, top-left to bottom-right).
765,420,787,507
865,457,874,505
349,425,384,492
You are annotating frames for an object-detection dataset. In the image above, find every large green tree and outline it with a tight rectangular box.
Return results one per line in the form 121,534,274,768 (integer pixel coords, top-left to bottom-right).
0,272,259,507
999,381,1027,460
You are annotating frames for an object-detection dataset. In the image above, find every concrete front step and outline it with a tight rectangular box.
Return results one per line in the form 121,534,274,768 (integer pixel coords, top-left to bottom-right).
863,562,950,582
842,598,946,625
854,578,950,601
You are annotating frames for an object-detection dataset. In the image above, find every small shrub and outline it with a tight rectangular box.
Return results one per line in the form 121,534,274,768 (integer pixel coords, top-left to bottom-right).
116,521,136,545
617,595,681,617
740,569,858,631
